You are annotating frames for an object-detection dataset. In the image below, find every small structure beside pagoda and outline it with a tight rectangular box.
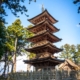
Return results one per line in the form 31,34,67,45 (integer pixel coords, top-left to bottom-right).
24,9,64,71
59,59,80,71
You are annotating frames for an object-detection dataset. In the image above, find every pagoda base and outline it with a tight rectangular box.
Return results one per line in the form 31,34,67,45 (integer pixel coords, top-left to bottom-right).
24,57,64,71
35,66,55,71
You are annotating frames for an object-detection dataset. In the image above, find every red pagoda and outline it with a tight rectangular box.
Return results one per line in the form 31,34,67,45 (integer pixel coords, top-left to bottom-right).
24,9,64,71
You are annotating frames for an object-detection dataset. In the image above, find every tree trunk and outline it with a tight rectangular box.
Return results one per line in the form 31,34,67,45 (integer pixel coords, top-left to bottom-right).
27,56,31,71
27,64,31,71
13,38,18,73
13,52,16,72
7,59,9,74
2,52,8,76
11,61,14,73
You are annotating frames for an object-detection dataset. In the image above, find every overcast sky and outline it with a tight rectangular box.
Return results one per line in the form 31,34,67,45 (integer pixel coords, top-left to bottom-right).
4,0,80,71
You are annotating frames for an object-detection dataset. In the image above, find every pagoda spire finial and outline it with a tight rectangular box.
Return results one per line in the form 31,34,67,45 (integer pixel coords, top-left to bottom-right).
42,4,45,12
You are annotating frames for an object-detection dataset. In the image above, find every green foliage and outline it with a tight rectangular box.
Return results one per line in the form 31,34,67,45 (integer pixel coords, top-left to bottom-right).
6,19,34,56
28,52,36,59
5,42,15,51
0,0,36,58
27,24,33,28
74,44,80,64
0,19,35,73
0,0,27,23
8,55,12,61
60,44,72,60
73,0,80,13
0,0,36,23
26,30,34,39
22,49,36,60
6,19,33,72
0,22,6,59
7,19,24,38
59,44,80,65
6,19,29,53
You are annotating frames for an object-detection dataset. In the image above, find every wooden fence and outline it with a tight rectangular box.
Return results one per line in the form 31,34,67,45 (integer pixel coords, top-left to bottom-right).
0,70,80,80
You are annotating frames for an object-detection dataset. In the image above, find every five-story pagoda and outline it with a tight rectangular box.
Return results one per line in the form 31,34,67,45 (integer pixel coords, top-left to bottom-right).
24,9,64,71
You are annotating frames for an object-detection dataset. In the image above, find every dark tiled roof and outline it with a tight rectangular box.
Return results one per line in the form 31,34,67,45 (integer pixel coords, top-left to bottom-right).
28,9,58,24
25,42,63,53
26,30,62,42
23,57,64,64
27,19,59,33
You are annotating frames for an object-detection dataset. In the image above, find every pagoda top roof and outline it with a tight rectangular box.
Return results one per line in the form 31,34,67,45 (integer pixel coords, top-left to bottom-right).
25,42,63,53
28,9,58,25
23,56,64,65
27,19,59,33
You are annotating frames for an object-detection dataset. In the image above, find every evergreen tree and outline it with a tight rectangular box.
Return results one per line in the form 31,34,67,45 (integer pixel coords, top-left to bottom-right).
0,0,36,23
73,0,80,13
7,19,28,72
59,44,72,60
0,22,6,59
59,44,80,65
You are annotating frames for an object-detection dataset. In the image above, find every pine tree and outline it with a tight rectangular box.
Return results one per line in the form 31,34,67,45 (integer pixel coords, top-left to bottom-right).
0,22,6,59
59,44,80,65
7,19,28,72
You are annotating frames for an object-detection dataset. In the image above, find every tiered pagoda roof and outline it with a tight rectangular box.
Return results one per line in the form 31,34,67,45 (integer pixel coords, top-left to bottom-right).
24,9,64,70
27,20,59,33
25,41,62,54
24,57,64,67
28,9,58,25
27,30,62,43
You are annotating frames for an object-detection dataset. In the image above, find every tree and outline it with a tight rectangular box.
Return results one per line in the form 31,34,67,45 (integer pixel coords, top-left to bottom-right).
73,0,80,13
0,0,36,58
0,22,14,76
0,0,36,23
73,44,80,64
59,44,72,60
59,44,80,65
0,22,6,59
0,0,37,74
7,19,28,72
0,23,34,75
